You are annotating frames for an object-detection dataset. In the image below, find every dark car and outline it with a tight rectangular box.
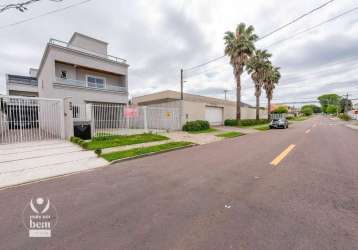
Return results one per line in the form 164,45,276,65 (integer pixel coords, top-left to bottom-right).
269,118,289,129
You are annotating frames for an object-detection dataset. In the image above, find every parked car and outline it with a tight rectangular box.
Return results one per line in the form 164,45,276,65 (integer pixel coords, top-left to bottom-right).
270,118,289,129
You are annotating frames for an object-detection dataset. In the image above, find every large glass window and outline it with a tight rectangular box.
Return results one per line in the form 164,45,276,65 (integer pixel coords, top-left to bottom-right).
86,75,105,89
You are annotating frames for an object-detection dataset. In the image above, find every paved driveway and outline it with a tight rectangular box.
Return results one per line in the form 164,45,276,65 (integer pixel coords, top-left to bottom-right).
0,116,358,249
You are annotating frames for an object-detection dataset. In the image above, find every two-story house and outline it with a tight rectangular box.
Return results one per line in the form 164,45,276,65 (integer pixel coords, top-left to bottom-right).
5,32,129,106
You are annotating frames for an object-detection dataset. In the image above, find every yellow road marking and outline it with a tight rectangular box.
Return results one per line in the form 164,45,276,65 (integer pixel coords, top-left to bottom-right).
305,129,311,134
270,144,296,166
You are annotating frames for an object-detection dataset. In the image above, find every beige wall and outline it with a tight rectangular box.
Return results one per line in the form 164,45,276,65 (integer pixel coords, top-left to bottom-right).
69,33,108,56
38,45,128,105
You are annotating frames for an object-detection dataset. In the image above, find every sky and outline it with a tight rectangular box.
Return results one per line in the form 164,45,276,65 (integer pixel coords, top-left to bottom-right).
1,0,358,106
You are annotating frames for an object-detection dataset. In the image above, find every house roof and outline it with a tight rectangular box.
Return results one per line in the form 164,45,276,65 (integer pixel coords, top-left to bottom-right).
132,90,252,107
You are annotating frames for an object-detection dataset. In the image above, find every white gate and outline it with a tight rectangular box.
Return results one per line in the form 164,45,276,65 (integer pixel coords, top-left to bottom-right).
73,103,180,138
0,96,64,144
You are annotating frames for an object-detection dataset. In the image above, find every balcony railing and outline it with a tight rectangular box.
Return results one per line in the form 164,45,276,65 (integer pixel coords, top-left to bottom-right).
55,77,127,93
49,39,127,64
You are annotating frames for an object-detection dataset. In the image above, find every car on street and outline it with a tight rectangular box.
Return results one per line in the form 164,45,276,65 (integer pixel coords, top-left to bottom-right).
270,117,289,129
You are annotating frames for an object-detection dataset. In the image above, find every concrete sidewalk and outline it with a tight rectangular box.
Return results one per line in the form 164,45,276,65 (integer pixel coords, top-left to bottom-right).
0,140,108,188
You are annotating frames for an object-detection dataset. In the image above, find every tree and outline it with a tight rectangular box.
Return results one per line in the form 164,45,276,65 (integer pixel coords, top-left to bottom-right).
326,105,337,115
0,0,63,13
246,49,272,120
301,106,313,116
224,23,258,120
318,94,341,113
263,65,281,120
272,106,288,114
339,98,352,113
301,104,321,114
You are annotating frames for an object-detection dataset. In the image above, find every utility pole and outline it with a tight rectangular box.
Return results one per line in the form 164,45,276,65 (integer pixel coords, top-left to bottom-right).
180,69,184,100
224,90,229,100
344,93,349,113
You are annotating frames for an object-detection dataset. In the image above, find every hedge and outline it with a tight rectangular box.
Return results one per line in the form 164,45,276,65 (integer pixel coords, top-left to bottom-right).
182,120,210,132
224,119,269,127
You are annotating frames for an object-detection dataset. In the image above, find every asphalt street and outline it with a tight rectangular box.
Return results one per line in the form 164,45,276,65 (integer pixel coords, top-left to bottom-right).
0,115,357,250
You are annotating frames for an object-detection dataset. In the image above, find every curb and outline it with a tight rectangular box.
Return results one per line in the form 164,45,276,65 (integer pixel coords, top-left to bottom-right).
108,143,197,165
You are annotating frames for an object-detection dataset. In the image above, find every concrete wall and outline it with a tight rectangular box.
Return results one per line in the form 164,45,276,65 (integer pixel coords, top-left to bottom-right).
69,33,108,56
38,45,128,105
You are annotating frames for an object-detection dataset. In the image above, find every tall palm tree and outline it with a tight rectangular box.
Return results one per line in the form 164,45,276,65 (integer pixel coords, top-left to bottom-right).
263,65,281,120
246,49,272,120
224,23,258,120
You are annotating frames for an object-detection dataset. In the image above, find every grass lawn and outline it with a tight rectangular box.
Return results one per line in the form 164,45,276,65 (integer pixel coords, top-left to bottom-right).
87,133,169,150
288,116,309,121
187,128,218,134
216,131,244,138
102,141,193,161
252,124,271,131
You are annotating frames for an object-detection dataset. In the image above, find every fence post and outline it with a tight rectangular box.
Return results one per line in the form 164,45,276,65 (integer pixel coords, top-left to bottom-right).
63,97,74,139
143,106,148,132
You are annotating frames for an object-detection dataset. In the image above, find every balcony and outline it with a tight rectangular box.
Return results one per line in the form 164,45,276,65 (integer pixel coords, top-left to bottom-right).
49,39,127,64
54,77,127,93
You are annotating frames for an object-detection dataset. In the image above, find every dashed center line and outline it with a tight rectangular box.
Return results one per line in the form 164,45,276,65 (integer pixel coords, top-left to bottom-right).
270,144,296,166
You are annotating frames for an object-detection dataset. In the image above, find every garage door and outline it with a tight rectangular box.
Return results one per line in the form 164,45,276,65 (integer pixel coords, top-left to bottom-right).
205,106,223,125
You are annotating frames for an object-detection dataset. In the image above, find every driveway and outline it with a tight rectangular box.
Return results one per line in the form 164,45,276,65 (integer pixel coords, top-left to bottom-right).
0,140,107,188
0,116,358,249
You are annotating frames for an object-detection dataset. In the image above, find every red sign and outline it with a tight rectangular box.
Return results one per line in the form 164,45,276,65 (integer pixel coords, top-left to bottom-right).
124,107,139,118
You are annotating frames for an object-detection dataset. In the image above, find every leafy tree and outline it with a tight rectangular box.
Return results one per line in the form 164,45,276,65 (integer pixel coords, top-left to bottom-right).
326,105,337,115
263,65,281,120
246,49,272,120
224,23,258,120
301,104,321,113
272,106,288,114
301,106,313,116
318,94,341,113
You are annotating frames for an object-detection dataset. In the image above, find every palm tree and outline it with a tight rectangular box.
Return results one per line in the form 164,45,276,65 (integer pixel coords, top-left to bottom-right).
263,65,281,120
224,23,258,120
246,49,272,120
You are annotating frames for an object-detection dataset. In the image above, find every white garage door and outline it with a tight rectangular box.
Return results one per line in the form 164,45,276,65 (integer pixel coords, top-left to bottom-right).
205,106,223,125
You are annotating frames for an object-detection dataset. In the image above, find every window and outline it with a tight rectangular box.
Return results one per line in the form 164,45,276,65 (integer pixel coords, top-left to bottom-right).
86,75,105,89
73,105,79,118
60,70,67,79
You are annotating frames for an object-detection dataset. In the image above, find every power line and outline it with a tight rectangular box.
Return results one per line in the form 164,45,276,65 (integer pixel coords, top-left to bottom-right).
267,5,358,48
260,0,335,39
0,0,92,30
184,0,336,72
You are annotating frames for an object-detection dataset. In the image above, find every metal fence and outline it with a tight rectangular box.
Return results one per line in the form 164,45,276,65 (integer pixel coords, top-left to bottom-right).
0,96,64,144
74,103,181,138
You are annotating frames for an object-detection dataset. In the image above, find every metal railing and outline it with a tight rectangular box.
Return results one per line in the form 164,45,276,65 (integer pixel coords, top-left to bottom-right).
49,39,127,64
55,77,127,93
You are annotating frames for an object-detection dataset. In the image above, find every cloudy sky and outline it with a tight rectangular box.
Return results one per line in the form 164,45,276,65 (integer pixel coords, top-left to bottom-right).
1,0,358,105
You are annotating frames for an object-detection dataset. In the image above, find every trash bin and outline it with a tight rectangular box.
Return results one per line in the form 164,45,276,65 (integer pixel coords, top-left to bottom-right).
73,121,91,140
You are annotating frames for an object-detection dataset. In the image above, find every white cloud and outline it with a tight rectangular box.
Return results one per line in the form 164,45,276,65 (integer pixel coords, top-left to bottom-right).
0,0,357,105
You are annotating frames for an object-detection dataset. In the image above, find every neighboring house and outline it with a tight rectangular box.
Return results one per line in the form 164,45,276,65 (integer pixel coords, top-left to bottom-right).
132,90,267,126
5,32,129,106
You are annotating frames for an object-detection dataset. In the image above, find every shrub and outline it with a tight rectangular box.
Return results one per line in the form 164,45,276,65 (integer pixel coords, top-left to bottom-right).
94,148,102,156
81,142,90,149
301,106,313,116
338,113,351,121
182,120,210,132
272,106,288,114
239,119,269,126
224,119,239,126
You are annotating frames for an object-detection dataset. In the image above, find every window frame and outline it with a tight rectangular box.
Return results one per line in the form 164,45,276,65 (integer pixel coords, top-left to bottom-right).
86,75,106,89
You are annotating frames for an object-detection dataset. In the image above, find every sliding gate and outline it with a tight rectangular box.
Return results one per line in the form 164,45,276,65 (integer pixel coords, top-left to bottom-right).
0,96,64,144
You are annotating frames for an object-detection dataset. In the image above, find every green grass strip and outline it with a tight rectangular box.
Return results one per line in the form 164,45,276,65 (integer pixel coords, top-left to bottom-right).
102,141,193,162
216,131,244,138
87,133,169,150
